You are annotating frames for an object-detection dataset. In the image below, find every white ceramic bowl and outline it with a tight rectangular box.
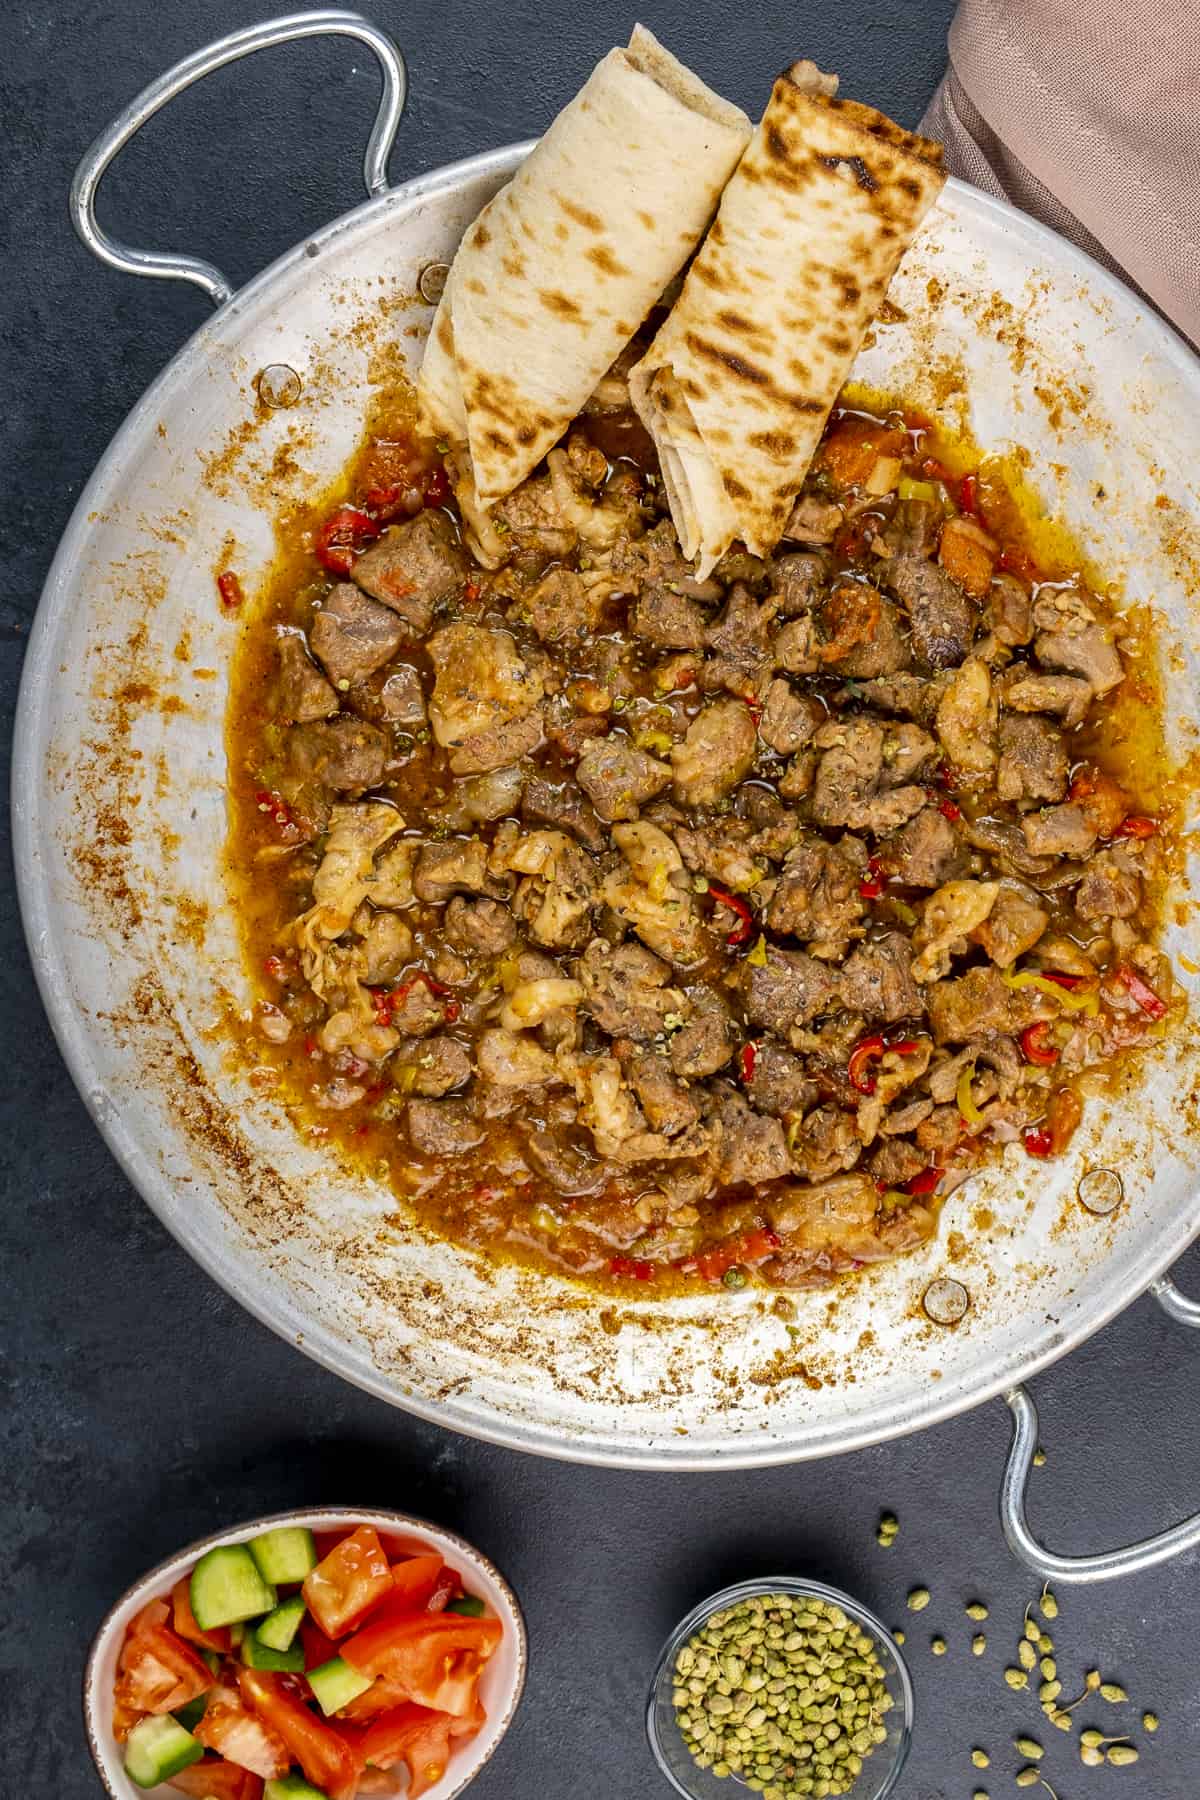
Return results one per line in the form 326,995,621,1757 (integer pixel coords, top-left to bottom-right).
83,1507,527,1800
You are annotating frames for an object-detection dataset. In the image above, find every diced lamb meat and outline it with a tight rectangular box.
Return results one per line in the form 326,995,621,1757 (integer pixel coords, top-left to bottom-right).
632,583,709,649
869,1138,929,1188
388,979,449,1037
705,583,778,661
1021,803,1097,859
576,738,672,821
809,719,927,833
526,566,608,644
286,717,387,794
406,1097,484,1156
758,678,824,755
521,774,604,851
524,1126,608,1196
476,1028,558,1089
999,668,1093,728
1074,847,1143,920
444,895,516,956
516,837,599,951
839,932,921,1022
935,658,996,777
877,497,940,559
765,835,866,955
744,1042,818,1118
275,633,338,723
357,909,413,984
778,750,817,802
818,585,911,678
617,1043,700,1137
971,882,1049,965
767,1172,878,1251
963,815,1056,880
1035,621,1124,695
670,986,736,1077
309,583,407,688
774,615,821,674
984,572,1034,647
449,709,545,776
705,1090,790,1185
885,552,977,669
395,1035,472,1097
576,939,680,1040
937,515,996,598
427,624,543,774
352,510,467,631
878,1095,934,1136
437,766,524,829
879,807,959,888
770,550,831,617
377,664,427,727
926,965,1055,1043
785,1106,862,1181
851,671,945,725
412,838,489,902
742,947,838,1034
916,1103,965,1154
781,494,844,545
609,518,723,601
881,722,938,785
911,879,999,982
671,700,757,807
997,714,1068,804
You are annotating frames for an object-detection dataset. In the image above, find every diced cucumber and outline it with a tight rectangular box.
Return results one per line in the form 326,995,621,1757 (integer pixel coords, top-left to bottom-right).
256,1594,307,1652
241,1625,305,1672
230,1621,246,1648
306,1655,374,1716
123,1715,203,1788
446,1593,486,1617
173,1694,209,1732
190,1545,276,1630
264,1776,331,1800
249,1526,319,1586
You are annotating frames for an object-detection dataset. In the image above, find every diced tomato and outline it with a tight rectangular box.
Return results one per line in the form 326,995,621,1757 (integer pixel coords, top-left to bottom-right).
217,571,245,609
362,1704,454,1799
1023,1126,1054,1157
377,1534,436,1563
351,1556,446,1637
114,1607,214,1720
903,1166,943,1197
1069,764,1129,838
341,1613,502,1716
238,1669,361,1800
357,1772,404,1796
172,1577,233,1654
607,1256,656,1280
847,1033,886,1095
254,788,302,842
299,1615,340,1672
738,1040,758,1085
858,855,885,900
313,1529,354,1561
169,1761,264,1800
303,1525,394,1638
337,1675,412,1725
195,1685,290,1780
997,543,1040,582
958,472,979,515
693,1228,780,1284
314,505,381,576
424,1566,462,1614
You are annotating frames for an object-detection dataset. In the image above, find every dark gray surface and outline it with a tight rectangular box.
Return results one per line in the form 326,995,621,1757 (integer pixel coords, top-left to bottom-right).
4,3,1199,1796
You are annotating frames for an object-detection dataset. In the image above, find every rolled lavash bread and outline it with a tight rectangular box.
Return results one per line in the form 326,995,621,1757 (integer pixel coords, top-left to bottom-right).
629,62,945,578
416,26,750,531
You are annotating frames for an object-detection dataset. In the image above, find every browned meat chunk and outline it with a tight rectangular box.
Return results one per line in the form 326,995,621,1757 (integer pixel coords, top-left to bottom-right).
926,965,1055,1043
997,714,1068,804
744,1042,818,1118
617,1043,700,1137
451,709,545,776
984,572,1033,647
376,664,427,727
817,584,910,678
274,633,337,723
390,981,448,1037
774,616,821,674
671,700,757,807
406,1097,484,1156
286,718,386,794
576,738,672,821
870,1137,928,1188
523,1126,607,1196
576,939,679,1040
1074,848,1143,920
395,1035,472,1097
877,497,940,559
1021,803,1097,859
352,511,466,630
758,679,823,755
935,658,996,778
781,494,844,545
444,895,516,956
310,583,406,687
766,835,866,954
963,816,1056,880
971,882,1049,966
810,719,928,833
938,515,996,598
999,667,1093,728
527,567,606,644
670,986,736,1077
706,583,778,661
886,552,977,668
412,838,489,902
852,671,945,725
742,947,838,1033
786,1106,862,1181
770,550,830,616
711,1091,791,1185
839,932,921,1022
521,774,604,851
632,583,709,649
1035,621,1123,694
879,807,959,888
916,1103,965,1154
427,623,543,775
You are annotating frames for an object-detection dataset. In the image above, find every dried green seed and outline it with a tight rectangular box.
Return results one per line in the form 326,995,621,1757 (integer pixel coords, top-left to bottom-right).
966,1602,989,1621
1049,1710,1073,1733
1018,1642,1037,1670
1015,1738,1043,1759
1039,1680,1062,1704
1016,1769,1040,1788
1143,1711,1159,1732
906,1588,930,1612
1081,1745,1104,1767
1037,1635,1054,1656
973,1792,989,1800
931,1637,946,1656
893,1628,905,1645
1085,1670,1101,1691
1039,1588,1059,1620
1040,1658,1057,1681
1101,1682,1128,1703
972,1634,987,1657
1107,1744,1139,1766
971,1749,990,1768
1024,1616,1042,1642
1033,1447,1046,1466
1005,1669,1029,1690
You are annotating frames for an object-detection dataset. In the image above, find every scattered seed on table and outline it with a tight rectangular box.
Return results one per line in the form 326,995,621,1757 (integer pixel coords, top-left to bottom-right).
1039,1680,1062,1704
1038,1588,1058,1619
1016,1768,1041,1788
908,1587,931,1611
1048,1709,1073,1733
1107,1744,1139,1766
1018,1642,1037,1670
1085,1670,1101,1691
1080,1731,1105,1750
1040,1658,1057,1681
1015,1738,1043,1759
1037,1635,1054,1655
973,1791,989,1800
972,1634,987,1657
931,1636,947,1656
1101,1682,1128,1703
1081,1745,1104,1767
1033,1447,1046,1466
1005,1668,1029,1690
966,1601,989,1621
971,1748,990,1768
1024,1617,1042,1642
1143,1711,1160,1732
894,1627,906,1644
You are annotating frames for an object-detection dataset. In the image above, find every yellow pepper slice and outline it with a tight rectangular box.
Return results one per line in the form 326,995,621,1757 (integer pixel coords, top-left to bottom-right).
956,1062,985,1129
1001,969,1100,1015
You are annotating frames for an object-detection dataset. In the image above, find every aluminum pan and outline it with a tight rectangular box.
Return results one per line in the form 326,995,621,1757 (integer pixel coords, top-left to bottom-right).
14,147,1200,1466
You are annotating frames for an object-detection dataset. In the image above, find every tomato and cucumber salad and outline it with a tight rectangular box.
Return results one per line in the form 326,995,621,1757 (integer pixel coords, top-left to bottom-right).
113,1523,503,1799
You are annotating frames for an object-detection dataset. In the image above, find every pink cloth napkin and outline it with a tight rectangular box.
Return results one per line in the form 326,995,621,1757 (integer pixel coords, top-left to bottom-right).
920,0,1200,348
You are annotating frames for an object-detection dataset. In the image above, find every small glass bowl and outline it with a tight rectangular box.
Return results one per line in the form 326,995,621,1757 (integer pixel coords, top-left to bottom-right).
647,1578,913,1800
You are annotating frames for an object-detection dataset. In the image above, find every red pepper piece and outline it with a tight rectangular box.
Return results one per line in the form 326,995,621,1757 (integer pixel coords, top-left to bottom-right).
920,455,953,483
997,544,1040,582
708,885,754,947
859,854,885,901
739,1041,759,1085
1041,970,1086,990
905,1165,944,1197
254,788,301,840
217,570,244,609
1114,964,1167,1020
938,796,962,822
463,580,481,603
442,1000,461,1024
1020,1021,1060,1066
314,505,381,575
1023,1126,1054,1157
263,954,289,981
693,1228,781,1283
1113,814,1157,840
848,1033,886,1095
958,471,979,515
609,1256,657,1280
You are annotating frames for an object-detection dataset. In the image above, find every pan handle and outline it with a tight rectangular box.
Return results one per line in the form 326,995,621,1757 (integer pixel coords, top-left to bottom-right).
69,9,407,308
999,1273,1200,1582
